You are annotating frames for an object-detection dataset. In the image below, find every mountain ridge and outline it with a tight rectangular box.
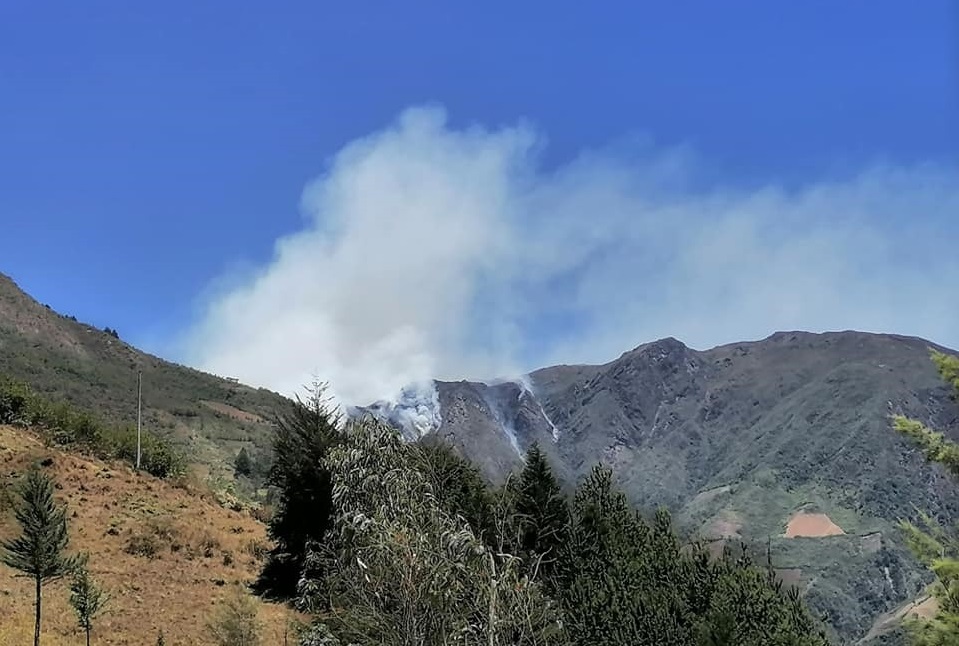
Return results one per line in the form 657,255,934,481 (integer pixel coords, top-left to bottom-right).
412,329,959,643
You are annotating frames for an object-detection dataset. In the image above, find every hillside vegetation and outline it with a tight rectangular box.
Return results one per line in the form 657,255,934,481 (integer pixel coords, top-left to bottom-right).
0,272,290,484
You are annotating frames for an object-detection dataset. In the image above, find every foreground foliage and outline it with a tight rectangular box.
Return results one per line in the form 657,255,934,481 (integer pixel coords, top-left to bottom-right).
297,418,564,645
894,350,959,644
278,413,829,645
557,466,828,646
254,381,343,599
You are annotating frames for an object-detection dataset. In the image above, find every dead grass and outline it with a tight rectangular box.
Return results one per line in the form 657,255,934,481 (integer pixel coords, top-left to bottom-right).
706,510,743,539
0,425,301,645
783,512,845,538
200,400,265,425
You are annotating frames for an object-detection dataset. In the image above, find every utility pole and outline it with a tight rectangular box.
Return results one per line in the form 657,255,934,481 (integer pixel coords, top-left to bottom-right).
136,370,142,470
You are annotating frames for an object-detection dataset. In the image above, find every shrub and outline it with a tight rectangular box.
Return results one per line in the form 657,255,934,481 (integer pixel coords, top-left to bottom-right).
124,533,161,559
101,426,184,479
208,586,262,646
200,533,221,558
0,377,183,478
0,378,31,425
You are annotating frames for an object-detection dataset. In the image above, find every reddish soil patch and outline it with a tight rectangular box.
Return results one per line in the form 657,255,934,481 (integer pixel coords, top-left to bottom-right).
201,400,265,424
783,512,845,538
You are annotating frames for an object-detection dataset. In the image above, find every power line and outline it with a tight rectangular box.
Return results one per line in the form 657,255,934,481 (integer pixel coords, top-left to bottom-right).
136,370,142,471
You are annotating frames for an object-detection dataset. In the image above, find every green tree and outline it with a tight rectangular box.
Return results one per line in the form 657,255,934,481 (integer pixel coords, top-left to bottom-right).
894,350,959,643
507,444,569,584
411,436,496,543
234,447,253,478
208,586,262,646
254,381,343,600
557,465,828,646
69,556,109,646
1,466,79,646
296,418,566,646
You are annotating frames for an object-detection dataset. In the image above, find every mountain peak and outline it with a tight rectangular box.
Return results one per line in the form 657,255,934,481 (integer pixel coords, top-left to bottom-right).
617,336,690,362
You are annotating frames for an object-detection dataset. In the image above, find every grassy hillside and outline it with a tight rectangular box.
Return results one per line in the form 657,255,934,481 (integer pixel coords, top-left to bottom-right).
0,272,291,482
0,424,301,645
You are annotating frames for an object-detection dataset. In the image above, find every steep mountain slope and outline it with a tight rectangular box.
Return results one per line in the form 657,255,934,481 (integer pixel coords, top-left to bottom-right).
0,273,291,476
422,331,959,643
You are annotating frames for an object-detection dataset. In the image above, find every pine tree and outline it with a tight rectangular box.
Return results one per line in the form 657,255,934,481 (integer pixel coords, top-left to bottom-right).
254,381,343,600
1,466,78,646
69,556,109,646
508,444,569,583
894,349,959,642
557,465,828,646
234,447,253,478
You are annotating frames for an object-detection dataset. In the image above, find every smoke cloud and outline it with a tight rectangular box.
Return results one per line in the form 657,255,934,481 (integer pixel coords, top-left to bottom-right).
183,106,959,406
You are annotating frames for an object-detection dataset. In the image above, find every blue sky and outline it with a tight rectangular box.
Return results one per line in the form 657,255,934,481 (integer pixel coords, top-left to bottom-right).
2,2,957,401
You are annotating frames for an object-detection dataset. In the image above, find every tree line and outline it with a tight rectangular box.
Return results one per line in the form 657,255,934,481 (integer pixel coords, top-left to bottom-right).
255,383,831,645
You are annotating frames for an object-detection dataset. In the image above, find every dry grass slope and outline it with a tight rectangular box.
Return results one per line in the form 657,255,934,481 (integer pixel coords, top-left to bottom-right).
0,425,299,646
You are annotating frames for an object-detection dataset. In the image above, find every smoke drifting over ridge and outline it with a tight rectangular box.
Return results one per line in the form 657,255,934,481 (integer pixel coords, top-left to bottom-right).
184,106,959,408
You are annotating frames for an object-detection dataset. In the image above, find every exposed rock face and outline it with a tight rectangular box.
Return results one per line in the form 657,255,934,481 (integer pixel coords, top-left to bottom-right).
433,332,959,519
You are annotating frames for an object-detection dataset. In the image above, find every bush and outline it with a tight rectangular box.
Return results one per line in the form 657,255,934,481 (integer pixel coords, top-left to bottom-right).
208,587,262,646
101,427,184,479
0,375,184,478
125,533,161,559
0,378,32,425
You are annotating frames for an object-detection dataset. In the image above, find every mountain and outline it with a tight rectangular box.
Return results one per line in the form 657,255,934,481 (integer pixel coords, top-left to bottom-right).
407,331,959,643
0,272,291,479
5,270,958,642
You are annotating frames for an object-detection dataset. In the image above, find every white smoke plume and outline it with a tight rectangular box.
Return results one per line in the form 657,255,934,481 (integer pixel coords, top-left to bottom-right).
183,106,959,409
